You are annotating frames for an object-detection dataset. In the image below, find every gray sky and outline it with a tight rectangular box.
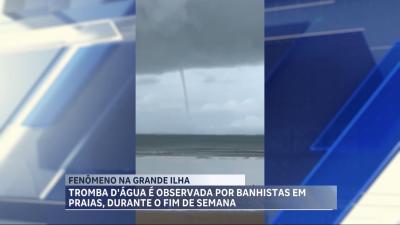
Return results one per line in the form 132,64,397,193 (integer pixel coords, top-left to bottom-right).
136,0,264,135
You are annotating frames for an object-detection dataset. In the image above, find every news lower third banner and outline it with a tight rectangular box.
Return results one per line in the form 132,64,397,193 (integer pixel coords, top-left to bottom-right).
65,175,337,210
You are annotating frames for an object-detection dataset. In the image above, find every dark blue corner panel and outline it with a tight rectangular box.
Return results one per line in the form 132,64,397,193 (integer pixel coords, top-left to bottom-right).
0,198,134,224
265,31,375,186
273,60,400,224
311,43,400,151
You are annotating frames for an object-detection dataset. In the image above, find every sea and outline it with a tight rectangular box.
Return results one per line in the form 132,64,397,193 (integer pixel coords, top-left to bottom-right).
136,135,264,184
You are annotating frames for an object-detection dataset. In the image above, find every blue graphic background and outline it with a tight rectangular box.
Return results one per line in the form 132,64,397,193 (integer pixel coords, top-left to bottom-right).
266,0,400,224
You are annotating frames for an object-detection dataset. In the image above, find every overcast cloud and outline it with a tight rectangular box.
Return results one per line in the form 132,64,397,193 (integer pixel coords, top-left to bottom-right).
136,0,264,135
136,0,264,74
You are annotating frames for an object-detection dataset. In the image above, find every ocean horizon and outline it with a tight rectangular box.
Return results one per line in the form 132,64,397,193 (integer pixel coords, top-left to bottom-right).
136,134,264,157
136,134,264,184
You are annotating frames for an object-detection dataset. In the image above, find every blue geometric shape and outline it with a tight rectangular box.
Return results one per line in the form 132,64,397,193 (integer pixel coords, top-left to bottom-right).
35,43,135,171
24,44,115,127
265,31,375,186
0,48,65,131
311,43,400,151
265,22,309,81
3,0,135,24
273,54,400,225
40,42,135,224
58,0,134,23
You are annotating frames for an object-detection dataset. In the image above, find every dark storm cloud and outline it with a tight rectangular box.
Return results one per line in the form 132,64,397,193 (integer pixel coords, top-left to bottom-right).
136,0,264,75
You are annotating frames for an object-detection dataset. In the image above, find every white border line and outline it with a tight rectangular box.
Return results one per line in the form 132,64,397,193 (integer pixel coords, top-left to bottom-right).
66,208,335,211
370,45,392,51
0,19,123,53
265,28,365,42
0,198,64,206
266,0,335,12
